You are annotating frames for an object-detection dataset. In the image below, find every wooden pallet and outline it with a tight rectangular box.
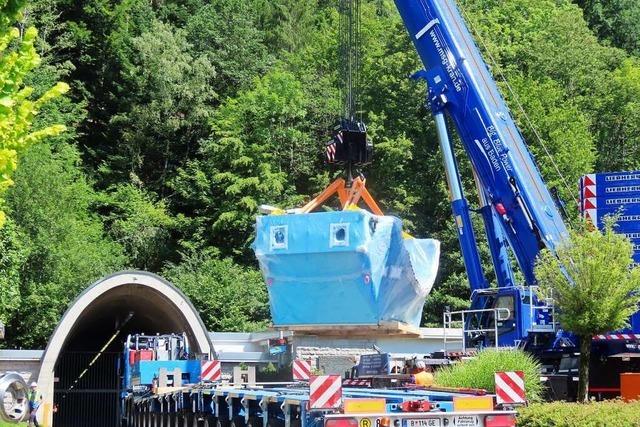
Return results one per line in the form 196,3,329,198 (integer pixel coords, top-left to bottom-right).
272,321,421,337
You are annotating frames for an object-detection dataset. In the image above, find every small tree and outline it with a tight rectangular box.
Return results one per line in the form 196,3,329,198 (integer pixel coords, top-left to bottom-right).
535,219,640,402
0,0,69,227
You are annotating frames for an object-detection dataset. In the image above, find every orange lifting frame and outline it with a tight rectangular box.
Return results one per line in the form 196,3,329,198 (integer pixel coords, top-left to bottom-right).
300,176,384,215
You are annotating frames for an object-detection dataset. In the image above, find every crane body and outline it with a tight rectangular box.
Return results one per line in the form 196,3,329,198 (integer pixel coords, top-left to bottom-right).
393,0,569,344
391,0,640,397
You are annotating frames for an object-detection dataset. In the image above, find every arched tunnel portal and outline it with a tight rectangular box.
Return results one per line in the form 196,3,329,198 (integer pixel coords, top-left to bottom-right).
37,271,213,427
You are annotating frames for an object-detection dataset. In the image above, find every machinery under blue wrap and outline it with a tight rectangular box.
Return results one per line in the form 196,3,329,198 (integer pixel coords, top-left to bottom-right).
253,210,440,327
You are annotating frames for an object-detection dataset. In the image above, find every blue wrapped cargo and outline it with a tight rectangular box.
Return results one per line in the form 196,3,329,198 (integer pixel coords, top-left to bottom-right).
252,209,440,327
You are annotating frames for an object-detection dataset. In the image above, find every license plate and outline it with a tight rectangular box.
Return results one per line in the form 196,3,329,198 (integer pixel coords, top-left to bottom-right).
406,419,441,427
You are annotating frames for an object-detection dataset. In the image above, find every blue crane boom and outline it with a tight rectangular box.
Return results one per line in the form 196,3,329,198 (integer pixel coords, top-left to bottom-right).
391,0,569,292
388,1,640,397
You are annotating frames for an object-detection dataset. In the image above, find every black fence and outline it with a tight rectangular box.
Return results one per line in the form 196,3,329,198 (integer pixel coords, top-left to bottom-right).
53,351,121,427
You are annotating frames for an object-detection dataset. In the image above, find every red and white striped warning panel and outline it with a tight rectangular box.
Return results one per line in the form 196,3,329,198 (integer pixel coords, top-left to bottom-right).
309,375,342,409
292,359,312,381
580,174,596,187
581,197,597,211
201,360,222,382
495,371,526,405
594,333,640,341
582,185,597,198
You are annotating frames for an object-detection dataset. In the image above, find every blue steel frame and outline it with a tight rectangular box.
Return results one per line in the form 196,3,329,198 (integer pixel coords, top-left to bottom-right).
391,0,571,344
393,0,569,285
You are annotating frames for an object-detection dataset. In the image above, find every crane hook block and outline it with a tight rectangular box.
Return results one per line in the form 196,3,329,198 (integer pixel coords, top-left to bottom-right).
326,119,373,166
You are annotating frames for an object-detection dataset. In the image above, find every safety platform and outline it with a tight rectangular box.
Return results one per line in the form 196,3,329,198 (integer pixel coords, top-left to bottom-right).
253,207,440,329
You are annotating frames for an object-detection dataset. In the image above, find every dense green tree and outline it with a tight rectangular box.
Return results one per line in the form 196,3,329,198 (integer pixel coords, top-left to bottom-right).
98,184,175,271
574,0,640,56
106,20,216,194
172,70,317,259
163,253,269,332
185,0,271,97
254,0,319,54
0,0,68,227
0,219,28,329
5,143,125,347
594,59,640,171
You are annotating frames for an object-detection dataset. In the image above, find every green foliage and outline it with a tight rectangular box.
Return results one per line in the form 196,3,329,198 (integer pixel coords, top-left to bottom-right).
107,19,216,193
173,70,314,258
517,400,640,427
99,184,175,271
262,362,277,374
535,219,640,401
185,0,271,96
0,0,69,227
535,220,640,336
574,0,640,56
434,349,543,402
4,143,125,347
163,253,269,332
0,218,28,326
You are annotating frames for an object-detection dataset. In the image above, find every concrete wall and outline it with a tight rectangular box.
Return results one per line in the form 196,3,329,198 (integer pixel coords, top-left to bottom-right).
0,350,42,383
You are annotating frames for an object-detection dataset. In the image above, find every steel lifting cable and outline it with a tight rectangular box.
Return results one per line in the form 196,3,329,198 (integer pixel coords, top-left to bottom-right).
339,0,362,121
457,3,579,207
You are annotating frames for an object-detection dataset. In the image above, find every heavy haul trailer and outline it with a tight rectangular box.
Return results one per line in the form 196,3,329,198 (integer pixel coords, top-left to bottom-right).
121,384,517,427
119,334,518,427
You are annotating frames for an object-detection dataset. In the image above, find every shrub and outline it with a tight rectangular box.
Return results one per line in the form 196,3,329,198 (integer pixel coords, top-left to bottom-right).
434,349,543,401
517,400,640,427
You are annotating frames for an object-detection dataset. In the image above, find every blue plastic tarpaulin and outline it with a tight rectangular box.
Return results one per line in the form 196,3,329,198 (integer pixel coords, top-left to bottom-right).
252,210,440,327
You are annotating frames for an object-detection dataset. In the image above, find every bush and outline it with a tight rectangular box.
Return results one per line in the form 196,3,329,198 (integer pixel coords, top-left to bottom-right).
434,349,543,401
517,400,640,427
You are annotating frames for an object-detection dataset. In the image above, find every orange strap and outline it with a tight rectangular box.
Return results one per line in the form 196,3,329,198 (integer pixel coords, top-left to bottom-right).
300,177,383,215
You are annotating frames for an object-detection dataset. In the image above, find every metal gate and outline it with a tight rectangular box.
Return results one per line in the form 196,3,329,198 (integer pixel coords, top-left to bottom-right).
53,351,121,427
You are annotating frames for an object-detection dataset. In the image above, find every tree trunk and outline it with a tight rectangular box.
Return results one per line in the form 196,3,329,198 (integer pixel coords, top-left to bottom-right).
577,334,592,402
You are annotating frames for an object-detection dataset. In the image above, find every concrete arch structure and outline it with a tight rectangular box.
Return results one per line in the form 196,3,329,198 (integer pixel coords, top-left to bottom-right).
37,271,213,426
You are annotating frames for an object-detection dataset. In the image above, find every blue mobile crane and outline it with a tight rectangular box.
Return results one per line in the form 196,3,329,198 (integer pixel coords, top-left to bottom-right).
391,0,640,398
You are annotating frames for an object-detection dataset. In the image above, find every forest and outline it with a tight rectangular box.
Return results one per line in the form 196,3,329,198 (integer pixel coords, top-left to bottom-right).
1,0,640,349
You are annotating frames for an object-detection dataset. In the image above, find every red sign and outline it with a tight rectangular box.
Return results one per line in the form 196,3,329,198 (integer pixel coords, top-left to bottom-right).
293,359,311,381
309,375,342,409
201,360,222,382
495,371,525,405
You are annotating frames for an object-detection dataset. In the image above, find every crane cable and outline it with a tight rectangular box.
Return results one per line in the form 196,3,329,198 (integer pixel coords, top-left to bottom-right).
339,0,362,122
457,3,579,207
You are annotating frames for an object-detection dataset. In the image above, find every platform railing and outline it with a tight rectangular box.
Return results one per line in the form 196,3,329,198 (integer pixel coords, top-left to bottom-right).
527,286,558,333
443,307,511,354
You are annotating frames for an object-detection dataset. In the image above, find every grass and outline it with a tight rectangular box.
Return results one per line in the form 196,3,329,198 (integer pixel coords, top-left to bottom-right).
517,400,640,426
434,348,544,401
